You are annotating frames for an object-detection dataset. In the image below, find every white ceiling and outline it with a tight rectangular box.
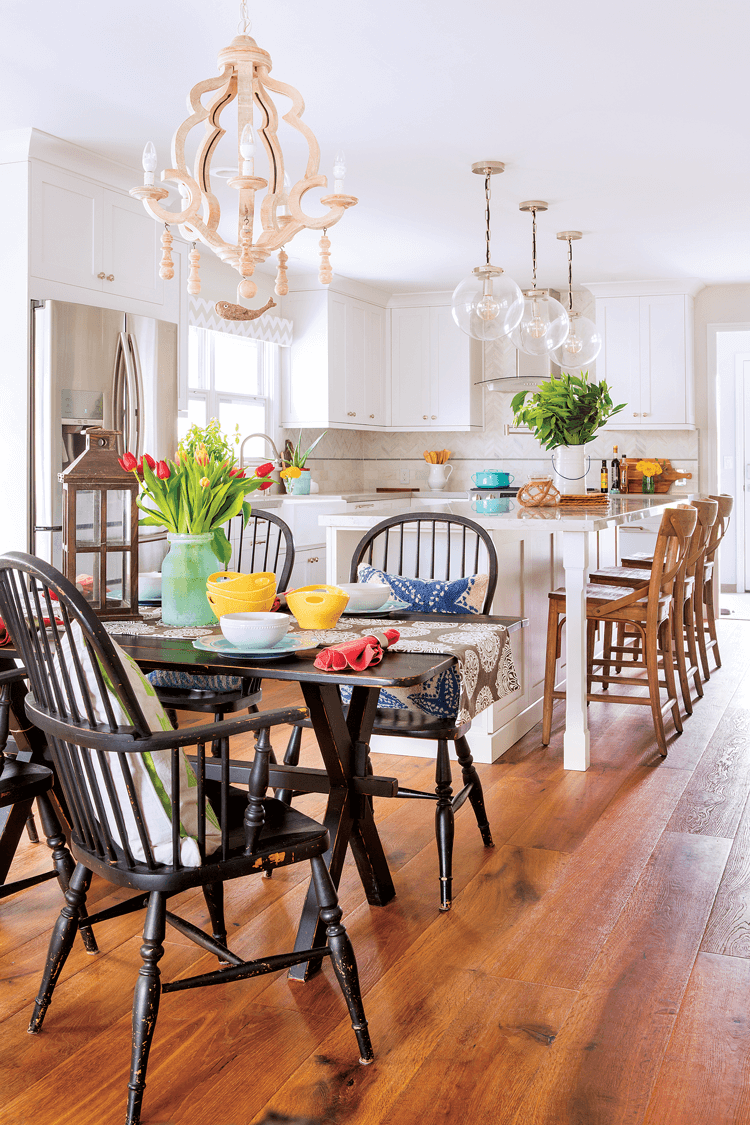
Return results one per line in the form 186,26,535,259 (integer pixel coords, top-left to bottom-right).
1,0,747,294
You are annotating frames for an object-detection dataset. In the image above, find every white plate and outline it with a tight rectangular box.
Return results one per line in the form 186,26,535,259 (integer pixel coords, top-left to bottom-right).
341,597,410,616
192,634,317,659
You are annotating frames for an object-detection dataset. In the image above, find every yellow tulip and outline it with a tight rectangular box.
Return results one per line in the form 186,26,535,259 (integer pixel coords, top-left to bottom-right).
195,444,209,466
199,476,210,489
281,465,302,479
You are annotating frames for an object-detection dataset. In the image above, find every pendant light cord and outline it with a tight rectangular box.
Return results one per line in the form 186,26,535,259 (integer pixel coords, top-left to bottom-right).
238,0,251,33
484,173,492,266
567,237,573,312
531,207,538,289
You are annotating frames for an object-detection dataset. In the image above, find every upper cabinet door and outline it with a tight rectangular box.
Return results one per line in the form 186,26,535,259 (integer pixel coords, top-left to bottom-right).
30,164,103,290
639,295,688,425
391,306,432,426
363,304,386,425
430,305,473,427
596,296,640,421
343,298,367,423
102,190,163,305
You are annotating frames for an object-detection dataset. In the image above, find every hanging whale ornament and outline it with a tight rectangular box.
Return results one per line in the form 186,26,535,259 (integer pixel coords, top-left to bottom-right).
214,298,277,321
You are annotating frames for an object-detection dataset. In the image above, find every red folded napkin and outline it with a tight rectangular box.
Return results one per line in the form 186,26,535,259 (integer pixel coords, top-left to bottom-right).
0,618,10,647
314,629,400,672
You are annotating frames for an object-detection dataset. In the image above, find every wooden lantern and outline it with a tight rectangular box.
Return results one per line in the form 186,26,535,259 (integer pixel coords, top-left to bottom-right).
58,428,142,621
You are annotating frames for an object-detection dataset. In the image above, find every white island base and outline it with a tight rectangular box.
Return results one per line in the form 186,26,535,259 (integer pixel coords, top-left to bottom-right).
320,496,683,769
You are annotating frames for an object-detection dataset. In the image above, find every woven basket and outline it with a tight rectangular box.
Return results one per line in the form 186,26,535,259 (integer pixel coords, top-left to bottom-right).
516,478,560,508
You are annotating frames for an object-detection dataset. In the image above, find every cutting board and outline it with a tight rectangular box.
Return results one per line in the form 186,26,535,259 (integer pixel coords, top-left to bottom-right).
623,458,692,494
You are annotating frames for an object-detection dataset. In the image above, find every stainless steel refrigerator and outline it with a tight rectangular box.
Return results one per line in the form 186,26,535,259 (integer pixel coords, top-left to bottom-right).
31,299,178,571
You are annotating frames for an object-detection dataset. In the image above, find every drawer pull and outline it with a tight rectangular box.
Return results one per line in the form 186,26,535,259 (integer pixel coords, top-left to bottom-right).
355,503,373,509
347,411,356,417
106,274,115,282
307,556,319,563
97,272,106,280
369,413,375,419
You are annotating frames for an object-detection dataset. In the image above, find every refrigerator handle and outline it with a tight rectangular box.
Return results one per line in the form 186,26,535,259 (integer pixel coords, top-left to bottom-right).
112,333,127,455
122,330,141,459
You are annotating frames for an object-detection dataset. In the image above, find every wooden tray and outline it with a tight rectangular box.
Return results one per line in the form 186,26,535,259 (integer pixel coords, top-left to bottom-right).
622,458,692,494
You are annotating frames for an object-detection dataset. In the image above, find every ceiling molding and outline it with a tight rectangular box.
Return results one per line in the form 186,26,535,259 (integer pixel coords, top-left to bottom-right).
583,279,706,299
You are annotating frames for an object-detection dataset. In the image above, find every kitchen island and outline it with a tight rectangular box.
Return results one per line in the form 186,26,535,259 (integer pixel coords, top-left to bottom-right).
319,494,685,770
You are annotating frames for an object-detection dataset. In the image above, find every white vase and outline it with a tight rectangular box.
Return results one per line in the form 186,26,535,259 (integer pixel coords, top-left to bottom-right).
427,463,453,491
552,445,589,495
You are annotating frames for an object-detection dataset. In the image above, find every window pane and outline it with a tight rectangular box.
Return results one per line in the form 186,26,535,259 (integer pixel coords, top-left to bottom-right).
213,333,260,395
106,490,131,545
218,400,266,455
178,396,207,441
188,327,206,390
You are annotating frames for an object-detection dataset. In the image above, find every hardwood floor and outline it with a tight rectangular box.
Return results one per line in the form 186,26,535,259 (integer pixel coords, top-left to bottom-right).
3,620,750,1124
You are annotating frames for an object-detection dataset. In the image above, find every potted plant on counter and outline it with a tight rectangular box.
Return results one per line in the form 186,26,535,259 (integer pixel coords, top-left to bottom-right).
119,430,274,626
280,431,327,495
511,371,625,495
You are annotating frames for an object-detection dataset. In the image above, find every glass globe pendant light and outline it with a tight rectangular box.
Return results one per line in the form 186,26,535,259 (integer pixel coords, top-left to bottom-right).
510,201,570,356
553,231,602,370
451,161,524,341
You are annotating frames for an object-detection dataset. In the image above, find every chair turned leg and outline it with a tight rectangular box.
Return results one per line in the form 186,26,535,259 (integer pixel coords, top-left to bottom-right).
685,596,704,699
601,622,613,691
705,579,722,671
275,723,302,807
25,813,40,844
435,739,454,912
660,613,683,735
695,585,711,682
202,882,227,953
126,891,167,1125
36,792,98,954
454,736,493,847
673,602,693,716
210,711,225,758
542,601,561,746
643,624,669,757
28,862,91,1034
309,855,373,1065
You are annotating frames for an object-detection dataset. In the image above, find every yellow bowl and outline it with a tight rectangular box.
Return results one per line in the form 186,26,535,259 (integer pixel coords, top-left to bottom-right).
206,587,277,619
207,571,276,596
285,585,350,630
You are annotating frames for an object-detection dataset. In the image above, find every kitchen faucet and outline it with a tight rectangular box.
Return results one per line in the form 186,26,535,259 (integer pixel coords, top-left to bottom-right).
239,433,282,470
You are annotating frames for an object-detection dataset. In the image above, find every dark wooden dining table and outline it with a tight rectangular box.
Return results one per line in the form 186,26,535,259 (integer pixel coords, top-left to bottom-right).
111,610,525,979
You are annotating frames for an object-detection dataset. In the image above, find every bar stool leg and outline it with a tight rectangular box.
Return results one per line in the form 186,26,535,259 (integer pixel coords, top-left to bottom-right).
684,594,704,699
542,601,561,746
673,599,693,716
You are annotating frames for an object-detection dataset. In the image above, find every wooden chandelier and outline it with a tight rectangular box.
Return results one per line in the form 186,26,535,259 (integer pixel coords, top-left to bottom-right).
130,28,357,304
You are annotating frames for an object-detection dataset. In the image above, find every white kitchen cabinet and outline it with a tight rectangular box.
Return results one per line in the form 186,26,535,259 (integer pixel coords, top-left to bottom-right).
281,289,387,429
30,161,163,305
390,302,482,430
595,292,694,429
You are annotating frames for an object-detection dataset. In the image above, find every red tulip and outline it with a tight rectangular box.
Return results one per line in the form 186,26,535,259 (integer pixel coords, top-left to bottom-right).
256,462,275,478
143,453,156,472
258,480,273,490
228,467,246,479
156,460,170,480
118,452,137,472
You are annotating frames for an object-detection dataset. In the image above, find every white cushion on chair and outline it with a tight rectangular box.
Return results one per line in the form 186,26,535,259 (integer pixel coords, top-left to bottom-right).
56,624,220,867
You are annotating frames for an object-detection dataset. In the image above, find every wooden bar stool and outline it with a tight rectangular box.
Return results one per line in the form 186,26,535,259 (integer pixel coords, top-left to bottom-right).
542,505,697,757
590,499,718,715
695,494,733,680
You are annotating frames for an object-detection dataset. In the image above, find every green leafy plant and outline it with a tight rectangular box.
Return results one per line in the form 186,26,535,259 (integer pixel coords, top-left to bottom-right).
178,418,240,465
282,430,327,470
511,371,626,450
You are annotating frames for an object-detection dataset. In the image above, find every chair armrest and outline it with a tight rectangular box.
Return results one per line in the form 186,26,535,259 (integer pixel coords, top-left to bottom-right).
0,667,28,686
24,695,308,754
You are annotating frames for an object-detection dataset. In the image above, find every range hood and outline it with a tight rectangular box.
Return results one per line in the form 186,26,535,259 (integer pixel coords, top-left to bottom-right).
476,288,562,394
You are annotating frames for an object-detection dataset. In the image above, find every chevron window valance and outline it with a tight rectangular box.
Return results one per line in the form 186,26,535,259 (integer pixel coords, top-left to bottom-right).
188,296,293,347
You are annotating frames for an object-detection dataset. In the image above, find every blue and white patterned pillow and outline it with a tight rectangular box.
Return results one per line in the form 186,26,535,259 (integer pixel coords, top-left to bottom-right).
357,564,488,615
147,669,243,693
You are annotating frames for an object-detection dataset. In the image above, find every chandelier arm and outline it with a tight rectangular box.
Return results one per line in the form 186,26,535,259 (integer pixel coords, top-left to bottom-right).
258,70,321,180
286,177,351,232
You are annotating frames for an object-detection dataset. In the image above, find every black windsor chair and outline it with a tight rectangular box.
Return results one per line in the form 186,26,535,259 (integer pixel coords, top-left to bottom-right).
152,508,296,744
0,553,372,1125
283,511,499,912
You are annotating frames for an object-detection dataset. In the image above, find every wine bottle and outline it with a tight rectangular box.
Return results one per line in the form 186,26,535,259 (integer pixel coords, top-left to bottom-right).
610,445,621,493
600,459,608,493
620,453,628,493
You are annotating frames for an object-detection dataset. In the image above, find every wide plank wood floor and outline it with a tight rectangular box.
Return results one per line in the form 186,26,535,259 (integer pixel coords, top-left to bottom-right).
3,619,750,1124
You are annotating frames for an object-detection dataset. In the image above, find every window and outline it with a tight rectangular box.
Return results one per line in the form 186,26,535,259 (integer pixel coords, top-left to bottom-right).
180,327,274,459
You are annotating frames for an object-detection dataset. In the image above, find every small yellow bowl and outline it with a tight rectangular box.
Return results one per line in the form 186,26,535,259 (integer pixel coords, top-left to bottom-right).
285,584,350,630
207,571,276,595
206,587,277,619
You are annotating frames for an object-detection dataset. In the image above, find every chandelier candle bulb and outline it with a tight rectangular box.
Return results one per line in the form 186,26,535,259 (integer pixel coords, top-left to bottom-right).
142,141,157,185
333,152,346,194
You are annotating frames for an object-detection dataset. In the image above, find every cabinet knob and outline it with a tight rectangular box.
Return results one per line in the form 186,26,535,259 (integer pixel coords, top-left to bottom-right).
431,415,437,420
307,556,318,563
642,412,649,417
97,272,106,280
106,274,115,282
347,411,356,417
369,414,375,419
633,412,639,417
423,415,427,420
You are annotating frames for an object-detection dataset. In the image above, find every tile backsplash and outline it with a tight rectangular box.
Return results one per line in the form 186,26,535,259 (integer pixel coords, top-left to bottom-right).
288,288,698,496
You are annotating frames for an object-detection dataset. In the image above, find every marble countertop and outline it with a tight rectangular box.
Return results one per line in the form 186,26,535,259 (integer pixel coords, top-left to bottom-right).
318,494,690,532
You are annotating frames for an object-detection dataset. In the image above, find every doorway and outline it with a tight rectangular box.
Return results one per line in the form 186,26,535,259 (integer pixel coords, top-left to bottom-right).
717,329,750,615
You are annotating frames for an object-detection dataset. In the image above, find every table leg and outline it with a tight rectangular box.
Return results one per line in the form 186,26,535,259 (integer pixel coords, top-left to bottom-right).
562,529,591,772
289,682,395,981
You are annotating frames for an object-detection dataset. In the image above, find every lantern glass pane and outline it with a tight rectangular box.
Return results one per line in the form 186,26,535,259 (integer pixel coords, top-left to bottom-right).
76,491,101,547
74,554,101,606
106,490,131,545
106,551,130,608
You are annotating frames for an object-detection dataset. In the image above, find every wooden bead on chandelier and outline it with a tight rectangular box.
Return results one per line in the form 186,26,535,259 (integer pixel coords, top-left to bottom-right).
130,5,357,307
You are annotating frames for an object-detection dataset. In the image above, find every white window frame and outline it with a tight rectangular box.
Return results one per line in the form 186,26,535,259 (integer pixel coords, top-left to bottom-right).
181,327,275,445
